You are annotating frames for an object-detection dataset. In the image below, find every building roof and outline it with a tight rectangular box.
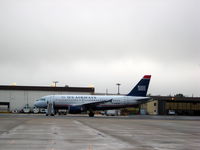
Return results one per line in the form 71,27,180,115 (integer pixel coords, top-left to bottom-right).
151,96,200,102
0,85,95,93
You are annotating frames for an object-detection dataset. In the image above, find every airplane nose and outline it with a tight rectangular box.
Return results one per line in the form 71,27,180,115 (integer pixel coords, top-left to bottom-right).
34,100,47,108
34,101,39,107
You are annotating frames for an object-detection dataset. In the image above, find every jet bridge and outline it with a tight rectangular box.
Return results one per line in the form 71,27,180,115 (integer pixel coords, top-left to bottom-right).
46,101,55,116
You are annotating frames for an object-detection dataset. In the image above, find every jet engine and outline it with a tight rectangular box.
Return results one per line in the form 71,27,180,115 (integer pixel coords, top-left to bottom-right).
68,105,86,114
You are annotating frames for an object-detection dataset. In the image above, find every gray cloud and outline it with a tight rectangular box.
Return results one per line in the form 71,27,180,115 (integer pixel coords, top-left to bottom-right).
0,0,199,96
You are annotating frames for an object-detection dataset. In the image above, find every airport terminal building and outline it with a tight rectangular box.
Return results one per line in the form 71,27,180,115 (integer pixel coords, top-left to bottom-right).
0,85,94,112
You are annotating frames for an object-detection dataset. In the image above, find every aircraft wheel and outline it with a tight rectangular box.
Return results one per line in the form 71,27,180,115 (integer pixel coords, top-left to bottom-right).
89,111,94,117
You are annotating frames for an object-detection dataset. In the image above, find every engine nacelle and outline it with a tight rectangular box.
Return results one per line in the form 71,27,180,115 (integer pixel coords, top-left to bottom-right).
68,105,85,114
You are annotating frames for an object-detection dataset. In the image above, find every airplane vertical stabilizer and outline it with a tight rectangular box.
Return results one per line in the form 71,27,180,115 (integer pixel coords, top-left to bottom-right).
127,75,151,97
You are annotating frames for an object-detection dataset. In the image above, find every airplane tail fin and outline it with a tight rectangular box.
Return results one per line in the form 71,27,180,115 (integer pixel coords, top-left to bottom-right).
127,75,151,97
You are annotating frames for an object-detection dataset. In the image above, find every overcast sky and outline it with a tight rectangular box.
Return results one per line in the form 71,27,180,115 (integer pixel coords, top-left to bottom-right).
0,0,199,96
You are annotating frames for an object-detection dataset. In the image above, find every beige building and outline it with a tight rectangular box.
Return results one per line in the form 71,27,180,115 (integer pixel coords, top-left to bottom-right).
140,99,158,115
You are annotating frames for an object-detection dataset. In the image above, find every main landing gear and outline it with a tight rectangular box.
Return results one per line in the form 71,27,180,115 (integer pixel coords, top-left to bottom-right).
88,111,94,117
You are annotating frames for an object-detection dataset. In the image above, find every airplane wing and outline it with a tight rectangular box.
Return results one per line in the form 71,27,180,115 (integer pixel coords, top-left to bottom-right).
72,99,113,107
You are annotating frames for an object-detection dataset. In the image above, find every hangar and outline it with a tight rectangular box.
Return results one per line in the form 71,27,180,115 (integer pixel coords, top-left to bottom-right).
0,85,94,112
141,96,200,116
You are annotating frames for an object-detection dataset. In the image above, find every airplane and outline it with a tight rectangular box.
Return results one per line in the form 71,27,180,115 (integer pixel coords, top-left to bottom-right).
34,75,151,117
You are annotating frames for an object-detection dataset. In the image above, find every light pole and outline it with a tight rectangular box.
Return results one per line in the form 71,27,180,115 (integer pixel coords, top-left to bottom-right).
106,88,108,95
116,83,121,95
53,81,59,87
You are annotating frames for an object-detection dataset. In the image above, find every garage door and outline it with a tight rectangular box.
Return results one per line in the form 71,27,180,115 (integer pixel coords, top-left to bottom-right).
0,102,10,112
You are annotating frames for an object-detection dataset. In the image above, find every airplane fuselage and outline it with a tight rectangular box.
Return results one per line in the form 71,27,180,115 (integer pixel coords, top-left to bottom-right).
35,95,149,110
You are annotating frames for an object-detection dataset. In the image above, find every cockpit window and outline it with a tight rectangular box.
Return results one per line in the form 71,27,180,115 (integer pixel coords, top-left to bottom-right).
36,98,45,101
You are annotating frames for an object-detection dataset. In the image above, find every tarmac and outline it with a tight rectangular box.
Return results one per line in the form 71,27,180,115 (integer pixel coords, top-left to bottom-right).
0,114,200,150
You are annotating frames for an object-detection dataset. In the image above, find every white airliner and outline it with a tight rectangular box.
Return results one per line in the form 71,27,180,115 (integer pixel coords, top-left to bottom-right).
34,75,151,117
